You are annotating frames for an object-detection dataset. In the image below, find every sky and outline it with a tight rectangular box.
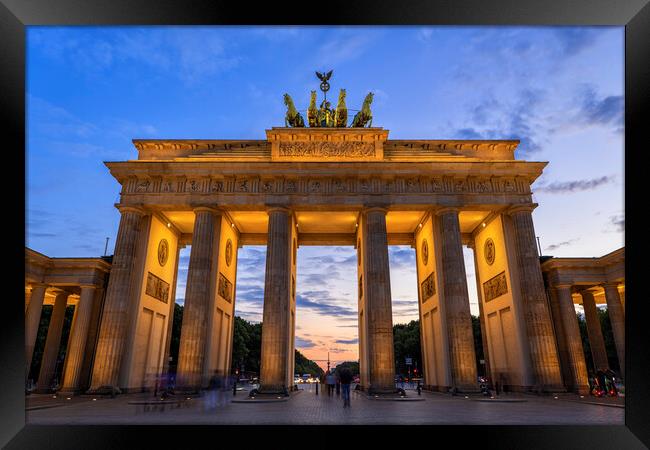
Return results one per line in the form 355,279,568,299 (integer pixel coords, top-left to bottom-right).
26,26,624,369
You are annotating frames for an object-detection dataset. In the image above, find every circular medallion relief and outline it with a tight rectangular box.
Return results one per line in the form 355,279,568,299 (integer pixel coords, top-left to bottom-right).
157,239,169,267
225,239,233,267
484,238,496,266
421,239,429,266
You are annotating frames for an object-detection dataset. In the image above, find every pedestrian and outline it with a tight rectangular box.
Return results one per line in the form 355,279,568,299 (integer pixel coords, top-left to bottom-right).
326,371,335,396
339,367,353,408
335,371,341,396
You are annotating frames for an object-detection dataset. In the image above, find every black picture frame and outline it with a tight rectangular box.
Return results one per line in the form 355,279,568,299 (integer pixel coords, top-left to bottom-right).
3,0,647,447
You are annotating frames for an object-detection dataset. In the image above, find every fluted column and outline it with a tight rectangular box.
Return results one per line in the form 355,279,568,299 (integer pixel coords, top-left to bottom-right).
554,285,589,394
602,283,625,378
507,204,563,390
362,207,396,394
581,290,609,372
89,206,146,392
25,283,47,379
176,207,221,392
259,207,293,394
547,287,572,388
36,291,69,392
435,208,477,391
60,285,96,393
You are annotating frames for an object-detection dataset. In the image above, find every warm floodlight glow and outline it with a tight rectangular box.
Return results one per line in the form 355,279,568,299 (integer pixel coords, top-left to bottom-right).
482,222,486,227
167,222,171,228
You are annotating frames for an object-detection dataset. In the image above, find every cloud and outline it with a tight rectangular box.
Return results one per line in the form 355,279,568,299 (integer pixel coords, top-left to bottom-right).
29,27,241,85
609,214,624,233
295,336,317,348
316,32,373,67
535,175,615,194
335,338,358,345
388,247,415,269
545,238,580,252
577,86,623,130
296,291,357,318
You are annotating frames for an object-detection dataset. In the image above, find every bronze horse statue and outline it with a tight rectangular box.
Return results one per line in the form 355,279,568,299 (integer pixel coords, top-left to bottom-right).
351,92,373,128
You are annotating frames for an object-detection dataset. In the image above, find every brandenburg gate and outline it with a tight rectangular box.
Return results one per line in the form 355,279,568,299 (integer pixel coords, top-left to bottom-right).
76,117,572,396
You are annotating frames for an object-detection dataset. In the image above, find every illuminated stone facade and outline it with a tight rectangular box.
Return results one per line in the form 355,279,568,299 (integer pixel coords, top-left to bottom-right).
25,127,622,396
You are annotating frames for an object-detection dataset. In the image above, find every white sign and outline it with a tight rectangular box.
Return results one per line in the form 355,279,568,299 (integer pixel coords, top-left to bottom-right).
405,358,412,365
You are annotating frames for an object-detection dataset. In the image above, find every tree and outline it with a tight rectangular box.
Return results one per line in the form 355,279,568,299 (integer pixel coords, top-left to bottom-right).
335,361,359,376
393,320,421,377
295,350,324,378
576,308,620,375
471,315,486,376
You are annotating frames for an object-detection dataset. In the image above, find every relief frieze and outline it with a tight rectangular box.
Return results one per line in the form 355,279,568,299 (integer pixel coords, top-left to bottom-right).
483,271,508,302
278,141,375,158
127,175,529,195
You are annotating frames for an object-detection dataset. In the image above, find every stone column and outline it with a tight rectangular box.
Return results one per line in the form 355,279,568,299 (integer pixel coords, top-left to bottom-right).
25,283,47,378
506,204,563,390
581,290,609,372
602,283,625,378
259,207,293,394
36,291,69,392
176,207,221,392
60,285,96,394
554,285,589,394
435,208,478,391
546,287,572,389
89,206,146,393
362,207,396,394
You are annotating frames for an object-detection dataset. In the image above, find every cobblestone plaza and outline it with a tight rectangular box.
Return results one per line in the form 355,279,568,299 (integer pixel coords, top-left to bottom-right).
26,384,623,426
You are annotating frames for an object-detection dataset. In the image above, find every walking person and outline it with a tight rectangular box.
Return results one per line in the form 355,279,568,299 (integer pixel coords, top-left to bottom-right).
335,371,341,396
326,370,335,396
339,367,353,408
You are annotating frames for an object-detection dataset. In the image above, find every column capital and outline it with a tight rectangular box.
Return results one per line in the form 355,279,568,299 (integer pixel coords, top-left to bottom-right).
29,282,48,289
192,206,221,215
552,283,574,291
434,206,460,216
265,205,292,215
504,203,538,216
601,281,621,289
115,204,147,215
363,205,389,215
79,284,98,291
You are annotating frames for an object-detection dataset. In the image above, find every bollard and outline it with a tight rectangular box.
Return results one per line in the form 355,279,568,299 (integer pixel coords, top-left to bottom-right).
315,381,319,395
233,378,237,396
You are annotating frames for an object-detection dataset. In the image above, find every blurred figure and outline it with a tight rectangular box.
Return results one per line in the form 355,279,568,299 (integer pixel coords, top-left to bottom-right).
339,367,353,407
326,371,335,396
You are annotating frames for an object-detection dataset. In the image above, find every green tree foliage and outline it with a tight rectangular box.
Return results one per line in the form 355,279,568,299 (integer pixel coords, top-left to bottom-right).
168,303,184,374
230,316,262,374
392,316,485,378
294,349,324,379
28,304,76,385
393,320,421,376
335,361,359,377
576,308,620,374
471,315,486,376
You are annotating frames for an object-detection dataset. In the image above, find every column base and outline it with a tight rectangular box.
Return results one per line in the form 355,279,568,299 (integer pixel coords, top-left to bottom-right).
528,384,567,394
86,385,122,397
254,385,290,397
172,385,202,396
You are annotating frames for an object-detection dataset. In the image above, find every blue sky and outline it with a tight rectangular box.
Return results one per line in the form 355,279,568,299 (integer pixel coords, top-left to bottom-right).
26,26,624,365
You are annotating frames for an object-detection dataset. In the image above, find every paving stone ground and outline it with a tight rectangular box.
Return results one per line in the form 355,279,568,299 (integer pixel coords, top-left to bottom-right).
25,384,624,425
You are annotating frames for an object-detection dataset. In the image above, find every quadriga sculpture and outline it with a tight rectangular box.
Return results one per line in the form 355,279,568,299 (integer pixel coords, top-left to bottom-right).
308,90,319,127
284,93,305,127
351,92,374,128
334,89,348,128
